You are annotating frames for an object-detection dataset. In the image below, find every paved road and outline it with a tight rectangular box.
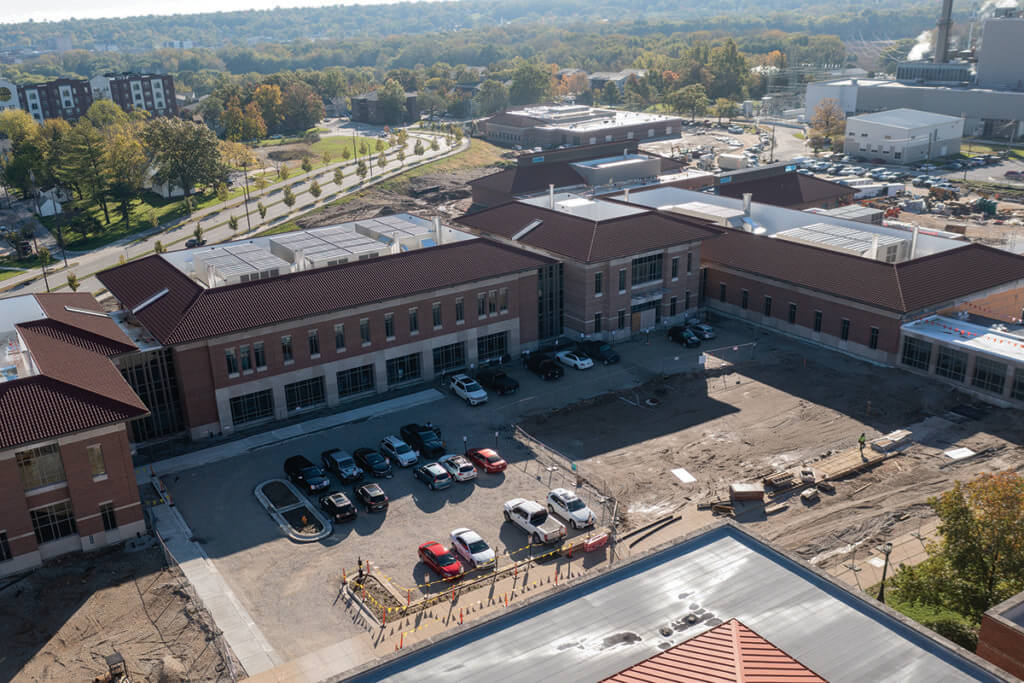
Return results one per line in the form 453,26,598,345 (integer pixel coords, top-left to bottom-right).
0,129,466,297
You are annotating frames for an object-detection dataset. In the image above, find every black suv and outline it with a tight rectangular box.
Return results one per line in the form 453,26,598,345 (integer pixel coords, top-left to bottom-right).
526,352,564,380
578,340,620,365
668,326,701,348
321,449,363,483
319,492,357,522
353,482,389,512
400,423,446,458
475,367,519,395
284,455,330,493
353,447,394,478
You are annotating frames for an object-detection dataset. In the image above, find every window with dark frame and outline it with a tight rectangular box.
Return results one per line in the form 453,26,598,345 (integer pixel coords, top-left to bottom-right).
281,335,293,362
594,272,603,295
230,390,274,425
618,269,627,292
334,324,345,351
594,312,602,333
499,288,508,313
686,252,692,273
631,254,663,286
840,319,850,341
409,308,419,333
901,336,932,370
240,344,251,372
670,296,677,316
254,341,266,368
671,257,679,279
225,348,238,375
384,313,395,339
16,444,65,491
477,292,486,316
0,532,11,562
455,298,464,322
87,444,105,477
935,346,967,382
432,342,466,375
387,353,421,384
360,318,370,344
618,309,626,329
741,290,749,309
869,327,880,350
788,303,797,324
30,500,76,544
477,332,508,362
972,357,1007,394
763,296,772,317
285,377,326,411
337,365,375,397
100,503,117,531
813,310,823,332
308,329,320,356
433,302,443,327
719,283,726,302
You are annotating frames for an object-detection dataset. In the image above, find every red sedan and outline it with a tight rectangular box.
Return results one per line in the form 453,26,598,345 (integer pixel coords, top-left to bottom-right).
418,541,463,580
466,448,507,473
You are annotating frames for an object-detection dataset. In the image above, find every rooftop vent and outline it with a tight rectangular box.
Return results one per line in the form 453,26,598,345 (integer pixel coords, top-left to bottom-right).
512,219,544,241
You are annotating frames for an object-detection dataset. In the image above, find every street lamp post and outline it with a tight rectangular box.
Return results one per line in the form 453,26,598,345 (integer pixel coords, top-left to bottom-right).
877,542,894,603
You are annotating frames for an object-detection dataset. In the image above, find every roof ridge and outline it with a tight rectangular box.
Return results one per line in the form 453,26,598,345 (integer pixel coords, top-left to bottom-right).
892,261,908,311
18,318,135,355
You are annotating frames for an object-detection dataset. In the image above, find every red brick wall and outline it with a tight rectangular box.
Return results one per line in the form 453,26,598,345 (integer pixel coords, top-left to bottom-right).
0,456,36,556
60,428,143,535
943,287,1024,323
174,346,220,432
977,614,1024,679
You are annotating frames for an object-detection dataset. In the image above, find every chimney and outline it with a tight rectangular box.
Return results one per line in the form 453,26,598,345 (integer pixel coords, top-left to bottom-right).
934,0,954,64
911,225,920,259
294,248,305,271
742,193,752,217
870,235,879,260
624,187,631,202
549,184,555,209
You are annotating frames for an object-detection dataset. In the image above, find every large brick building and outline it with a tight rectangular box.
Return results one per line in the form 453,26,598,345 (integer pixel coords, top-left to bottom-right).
0,73,177,124
0,294,149,577
480,104,684,150
90,72,178,118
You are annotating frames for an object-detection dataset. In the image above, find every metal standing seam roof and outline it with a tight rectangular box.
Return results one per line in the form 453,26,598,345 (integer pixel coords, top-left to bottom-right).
97,239,554,345
456,201,721,263
602,618,826,683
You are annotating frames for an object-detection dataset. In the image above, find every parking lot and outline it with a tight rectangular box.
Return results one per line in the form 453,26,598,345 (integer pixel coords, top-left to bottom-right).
163,324,755,660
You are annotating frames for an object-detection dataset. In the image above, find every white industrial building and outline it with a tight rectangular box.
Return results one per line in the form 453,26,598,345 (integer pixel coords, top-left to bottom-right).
843,108,964,164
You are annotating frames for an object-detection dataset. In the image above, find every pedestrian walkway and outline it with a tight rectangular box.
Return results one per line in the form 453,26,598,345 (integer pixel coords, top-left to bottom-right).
135,388,443,482
150,501,281,675
828,518,939,591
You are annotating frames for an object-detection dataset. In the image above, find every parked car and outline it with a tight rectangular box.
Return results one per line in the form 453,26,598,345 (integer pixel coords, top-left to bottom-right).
547,488,596,529
525,353,564,380
450,528,495,569
319,492,357,522
321,449,364,483
556,350,594,370
400,423,446,458
413,462,453,490
353,482,389,512
418,541,463,580
688,323,715,340
668,326,701,347
466,447,507,473
474,367,519,395
448,373,488,406
185,238,207,248
284,455,330,493
503,498,567,545
438,454,478,482
353,447,394,478
578,340,620,365
379,435,418,467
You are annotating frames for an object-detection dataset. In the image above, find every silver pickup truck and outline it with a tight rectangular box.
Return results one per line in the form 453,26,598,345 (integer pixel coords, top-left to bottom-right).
503,498,567,545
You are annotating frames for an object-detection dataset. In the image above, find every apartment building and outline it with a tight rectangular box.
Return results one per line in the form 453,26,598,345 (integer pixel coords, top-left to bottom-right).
18,78,93,123
91,72,178,117
0,294,149,577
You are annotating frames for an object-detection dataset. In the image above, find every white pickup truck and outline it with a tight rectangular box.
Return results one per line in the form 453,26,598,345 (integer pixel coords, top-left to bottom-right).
503,498,567,545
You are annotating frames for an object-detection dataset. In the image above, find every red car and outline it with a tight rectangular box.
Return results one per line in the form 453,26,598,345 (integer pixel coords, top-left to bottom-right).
466,448,507,473
418,541,463,580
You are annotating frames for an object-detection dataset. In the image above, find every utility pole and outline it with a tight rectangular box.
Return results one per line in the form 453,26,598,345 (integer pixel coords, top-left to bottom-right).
241,158,252,232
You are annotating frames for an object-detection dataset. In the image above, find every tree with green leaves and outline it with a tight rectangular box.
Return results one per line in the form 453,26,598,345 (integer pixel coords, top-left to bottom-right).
358,141,368,156
430,137,439,151
341,147,352,161
712,98,738,124
377,150,387,169
66,272,80,292
474,79,509,116
228,215,239,231
283,186,296,208
258,202,267,219
333,167,344,185
397,148,405,166
374,138,385,153
215,182,229,202
103,119,149,228
154,240,166,253
414,139,425,156
670,83,710,121
509,60,552,105
356,159,368,181
309,179,321,198
600,81,620,106
376,78,409,125
278,164,290,181
811,98,846,143
301,157,313,176
143,117,225,198
321,151,332,166
193,223,203,242
59,120,112,225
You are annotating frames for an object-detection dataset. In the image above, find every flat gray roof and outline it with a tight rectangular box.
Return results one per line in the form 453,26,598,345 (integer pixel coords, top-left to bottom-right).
345,525,1003,682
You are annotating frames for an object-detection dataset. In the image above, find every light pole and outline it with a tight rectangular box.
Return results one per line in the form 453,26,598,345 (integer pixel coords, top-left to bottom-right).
877,542,894,603
241,157,252,233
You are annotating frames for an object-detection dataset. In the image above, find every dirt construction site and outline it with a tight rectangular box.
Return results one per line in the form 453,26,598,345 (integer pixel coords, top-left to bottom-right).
518,326,1024,573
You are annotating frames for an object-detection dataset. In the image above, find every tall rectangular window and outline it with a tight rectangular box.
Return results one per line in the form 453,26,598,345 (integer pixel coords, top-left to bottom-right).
499,288,508,313
281,335,293,362
308,330,320,356
671,257,679,280
285,377,326,411
477,332,508,363
335,324,346,351
384,313,395,339
477,293,487,317
254,341,266,368
869,327,879,350
360,318,370,344
840,319,850,341
763,296,772,317
719,283,727,302
901,337,932,370
935,347,967,382
100,503,118,531
16,444,65,491
631,254,663,286
387,353,421,384
813,311,823,332
0,532,11,562
686,252,693,273
594,312,602,333
740,290,749,310
409,308,419,334
433,302,443,327
788,303,797,324
337,365,375,397
230,389,274,425
488,291,497,315
87,444,106,477
594,272,603,295
30,501,76,544
618,269,627,292
433,342,466,375
225,348,238,375
670,296,677,316
455,298,464,323
684,291,691,310
972,357,1007,394
618,309,626,329
240,344,251,372
1012,373,1024,401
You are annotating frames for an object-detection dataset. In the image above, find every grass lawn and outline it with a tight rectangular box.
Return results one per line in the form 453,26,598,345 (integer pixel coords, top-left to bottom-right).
866,581,978,651
251,128,329,148
254,220,302,237
374,138,503,193
962,141,1024,160
310,135,388,161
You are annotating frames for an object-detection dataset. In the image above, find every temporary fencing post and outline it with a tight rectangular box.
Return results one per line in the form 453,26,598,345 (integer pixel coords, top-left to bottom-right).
400,632,404,649
407,590,411,607
459,608,463,625
342,568,347,585
382,608,386,626
504,593,508,607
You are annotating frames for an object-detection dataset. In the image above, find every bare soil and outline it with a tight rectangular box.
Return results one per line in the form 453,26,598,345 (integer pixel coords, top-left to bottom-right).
520,332,1024,572
0,544,235,682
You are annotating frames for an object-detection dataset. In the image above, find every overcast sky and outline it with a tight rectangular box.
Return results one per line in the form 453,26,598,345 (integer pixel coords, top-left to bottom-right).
3,0,419,24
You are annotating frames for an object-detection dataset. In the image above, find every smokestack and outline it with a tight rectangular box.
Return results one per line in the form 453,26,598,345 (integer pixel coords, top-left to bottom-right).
911,225,920,259
549,184,555,209
934,0,954,64
742,193,752,217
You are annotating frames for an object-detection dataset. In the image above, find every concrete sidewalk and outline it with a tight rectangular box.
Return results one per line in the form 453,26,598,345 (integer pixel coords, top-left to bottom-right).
151,501,281,675
136,388,444,483
828,518,939,592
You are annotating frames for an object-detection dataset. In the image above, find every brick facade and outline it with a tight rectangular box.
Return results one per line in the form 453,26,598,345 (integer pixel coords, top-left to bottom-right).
977,610,1024,679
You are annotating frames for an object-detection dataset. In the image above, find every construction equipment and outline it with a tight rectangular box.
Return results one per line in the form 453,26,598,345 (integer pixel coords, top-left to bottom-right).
102,652,132,683
800,488,820,503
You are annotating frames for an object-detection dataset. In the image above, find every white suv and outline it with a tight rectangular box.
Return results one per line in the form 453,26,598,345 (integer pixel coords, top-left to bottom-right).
448,373,488,406
379,435,418,467
547,488,596,529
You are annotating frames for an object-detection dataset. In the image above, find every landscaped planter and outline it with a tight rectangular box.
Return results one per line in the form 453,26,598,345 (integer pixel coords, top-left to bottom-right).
254,479,332,542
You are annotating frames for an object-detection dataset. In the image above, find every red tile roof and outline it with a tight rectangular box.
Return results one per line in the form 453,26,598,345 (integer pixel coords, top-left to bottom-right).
603,619,825,683
98,239,553,345
717,172,855,208
32,292,135,350
701,230,1024,313
469,164,586,197
457,202,720,263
